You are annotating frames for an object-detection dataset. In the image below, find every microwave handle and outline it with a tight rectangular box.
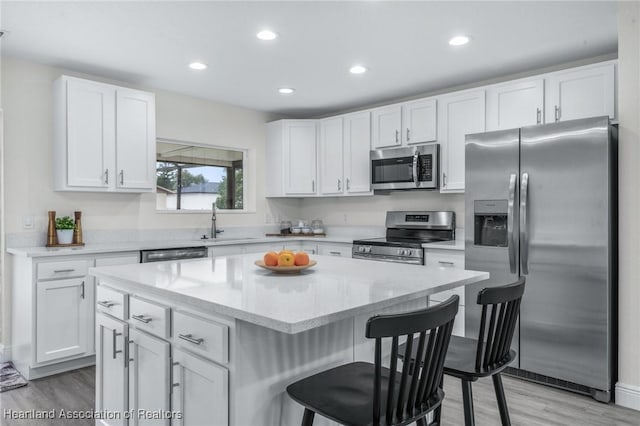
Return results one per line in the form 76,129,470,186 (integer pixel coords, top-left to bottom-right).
412,151,419,187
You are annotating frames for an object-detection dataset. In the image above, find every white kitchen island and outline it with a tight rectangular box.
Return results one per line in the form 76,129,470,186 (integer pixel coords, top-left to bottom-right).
89,254,488,426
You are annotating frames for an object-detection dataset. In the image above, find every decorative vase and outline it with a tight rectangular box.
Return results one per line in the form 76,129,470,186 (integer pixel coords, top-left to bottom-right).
56,229,73,244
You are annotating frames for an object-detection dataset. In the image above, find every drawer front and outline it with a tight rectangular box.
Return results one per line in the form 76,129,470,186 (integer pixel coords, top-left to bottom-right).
425,249,465,269
129,296,170,339
318,243,352,258
37,260,89,280
96,284,129,320
173,311,229,364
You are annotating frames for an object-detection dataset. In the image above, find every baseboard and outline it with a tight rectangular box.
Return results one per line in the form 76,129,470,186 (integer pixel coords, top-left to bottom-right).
616,382,640,411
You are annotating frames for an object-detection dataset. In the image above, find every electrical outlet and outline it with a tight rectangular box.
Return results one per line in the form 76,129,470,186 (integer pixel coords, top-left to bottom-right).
23,215,34,229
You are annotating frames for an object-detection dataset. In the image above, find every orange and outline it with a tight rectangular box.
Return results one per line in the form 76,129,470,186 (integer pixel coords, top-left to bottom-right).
277,252,295,266
294,252,310,266
278,249,294,256
263,251,278,266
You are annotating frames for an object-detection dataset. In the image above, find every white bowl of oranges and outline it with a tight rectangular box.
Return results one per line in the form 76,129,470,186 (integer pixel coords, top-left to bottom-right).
255,250,316,274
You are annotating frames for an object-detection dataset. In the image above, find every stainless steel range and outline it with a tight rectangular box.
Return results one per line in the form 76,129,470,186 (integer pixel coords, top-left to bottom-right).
352,211,455,265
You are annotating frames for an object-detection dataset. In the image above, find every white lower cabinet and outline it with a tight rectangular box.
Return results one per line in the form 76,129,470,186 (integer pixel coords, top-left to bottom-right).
171,348,229,426
96,312,129,426
425,248,465,337
317,242,352,258
95,285,230,426
36,276,92,363
128,329,171,426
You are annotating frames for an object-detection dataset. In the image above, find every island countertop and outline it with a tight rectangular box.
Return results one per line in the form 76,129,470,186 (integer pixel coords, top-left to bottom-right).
89,254,489,334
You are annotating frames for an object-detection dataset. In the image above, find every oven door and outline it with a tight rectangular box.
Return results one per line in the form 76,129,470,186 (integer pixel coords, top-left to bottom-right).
370,145,438,190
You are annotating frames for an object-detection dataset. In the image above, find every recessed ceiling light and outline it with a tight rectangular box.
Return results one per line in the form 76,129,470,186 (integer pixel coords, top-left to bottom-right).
257,30,278,41
278,87,295,95
449,35,470,46
349,65,368,74
189,62,208,70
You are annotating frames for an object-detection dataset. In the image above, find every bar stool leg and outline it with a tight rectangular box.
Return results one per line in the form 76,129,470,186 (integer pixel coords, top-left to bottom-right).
492,374,511,426
301,408,315,426
461,379,475,426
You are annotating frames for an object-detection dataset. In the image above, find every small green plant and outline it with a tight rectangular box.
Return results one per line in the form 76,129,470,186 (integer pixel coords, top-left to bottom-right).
55,216,75,230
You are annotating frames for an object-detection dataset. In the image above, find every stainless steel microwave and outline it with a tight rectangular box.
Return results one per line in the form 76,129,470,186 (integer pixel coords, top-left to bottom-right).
370,144,439,190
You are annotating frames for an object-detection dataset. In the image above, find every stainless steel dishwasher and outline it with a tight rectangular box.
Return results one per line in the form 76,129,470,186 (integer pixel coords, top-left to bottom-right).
140,246,208,263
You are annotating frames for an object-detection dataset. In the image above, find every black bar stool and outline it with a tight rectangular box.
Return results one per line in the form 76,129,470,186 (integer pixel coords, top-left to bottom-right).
399,278,525,426
286,295,460,426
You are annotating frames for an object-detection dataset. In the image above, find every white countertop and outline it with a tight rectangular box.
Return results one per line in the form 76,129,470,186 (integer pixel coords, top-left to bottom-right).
7,236,355,258
90,254,488,334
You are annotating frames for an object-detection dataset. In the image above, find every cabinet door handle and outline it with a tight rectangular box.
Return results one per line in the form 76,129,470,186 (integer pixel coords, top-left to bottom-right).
54,268,75,273
104,169,109,185
337,179,341,191
119,170,124,185
554,105,560,122
438,261,455,266
112,331,123,359
395,130,399,143
536,108,541,124
132,314,152,324
98,300,115,308
329,251,341,256
346,178,350,191
406,128,411,142
80,281,85,299
178,333,204,345
442,172,447,187
312,180,315,192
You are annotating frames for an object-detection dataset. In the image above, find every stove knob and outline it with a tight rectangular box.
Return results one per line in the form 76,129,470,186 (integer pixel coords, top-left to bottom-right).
397,248,403,256
358,246,365,253
406,249,412,256
365,246,372,253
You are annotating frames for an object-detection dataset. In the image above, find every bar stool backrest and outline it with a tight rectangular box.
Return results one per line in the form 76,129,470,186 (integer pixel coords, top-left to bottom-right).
366,295,459,426
474,278,526,372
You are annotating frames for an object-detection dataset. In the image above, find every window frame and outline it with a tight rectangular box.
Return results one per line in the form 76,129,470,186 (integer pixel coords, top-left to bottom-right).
155,138,249,213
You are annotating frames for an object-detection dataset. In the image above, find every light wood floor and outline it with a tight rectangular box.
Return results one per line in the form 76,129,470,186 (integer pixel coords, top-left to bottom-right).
0,367,638,425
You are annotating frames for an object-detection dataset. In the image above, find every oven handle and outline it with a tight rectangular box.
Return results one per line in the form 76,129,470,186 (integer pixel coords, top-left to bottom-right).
412,150,419,187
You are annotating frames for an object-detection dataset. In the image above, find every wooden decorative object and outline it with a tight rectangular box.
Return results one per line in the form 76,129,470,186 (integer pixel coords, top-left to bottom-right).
46,210,86,248
73,211,83,244
47,211,57,246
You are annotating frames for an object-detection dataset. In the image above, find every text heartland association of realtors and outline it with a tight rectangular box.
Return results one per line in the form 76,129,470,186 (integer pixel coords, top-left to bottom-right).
3,409,183,420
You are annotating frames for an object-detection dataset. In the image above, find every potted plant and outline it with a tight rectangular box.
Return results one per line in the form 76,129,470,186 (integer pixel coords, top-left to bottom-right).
55,216,75,244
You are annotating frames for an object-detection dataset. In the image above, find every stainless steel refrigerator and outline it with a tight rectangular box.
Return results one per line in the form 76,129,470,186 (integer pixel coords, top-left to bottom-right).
464,116,617,402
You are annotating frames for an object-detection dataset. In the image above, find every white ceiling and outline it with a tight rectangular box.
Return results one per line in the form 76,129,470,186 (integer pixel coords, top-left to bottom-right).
1,1,617,117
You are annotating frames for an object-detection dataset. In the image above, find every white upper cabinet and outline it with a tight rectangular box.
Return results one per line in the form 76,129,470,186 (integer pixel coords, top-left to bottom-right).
318,117,344,195
53,75,156,193
266,120,317,197
402,98,437,144
61,78,114,189
371,105,402,149
486,79,544,131
438,89,486,193
343,111,372,195
115,89,156,190
317,112,372,197
546,62,615,123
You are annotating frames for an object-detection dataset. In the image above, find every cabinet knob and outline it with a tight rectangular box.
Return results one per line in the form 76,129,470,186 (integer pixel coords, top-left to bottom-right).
119,170,124,185
337,179,341,191
406,128,411,142
554,105,560,122
395,130,399,143
536,108,542,124
346,178,350,191
104,169,109,185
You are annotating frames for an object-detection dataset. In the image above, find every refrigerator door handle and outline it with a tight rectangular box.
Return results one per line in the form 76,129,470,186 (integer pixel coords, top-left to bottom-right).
520,172,530,275
508,173,517,273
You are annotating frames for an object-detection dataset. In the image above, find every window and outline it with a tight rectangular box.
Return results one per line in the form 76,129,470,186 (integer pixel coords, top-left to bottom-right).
156,140,245,211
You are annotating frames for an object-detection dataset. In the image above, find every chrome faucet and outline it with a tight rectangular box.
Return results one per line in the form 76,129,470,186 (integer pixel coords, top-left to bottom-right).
211,203,223,239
